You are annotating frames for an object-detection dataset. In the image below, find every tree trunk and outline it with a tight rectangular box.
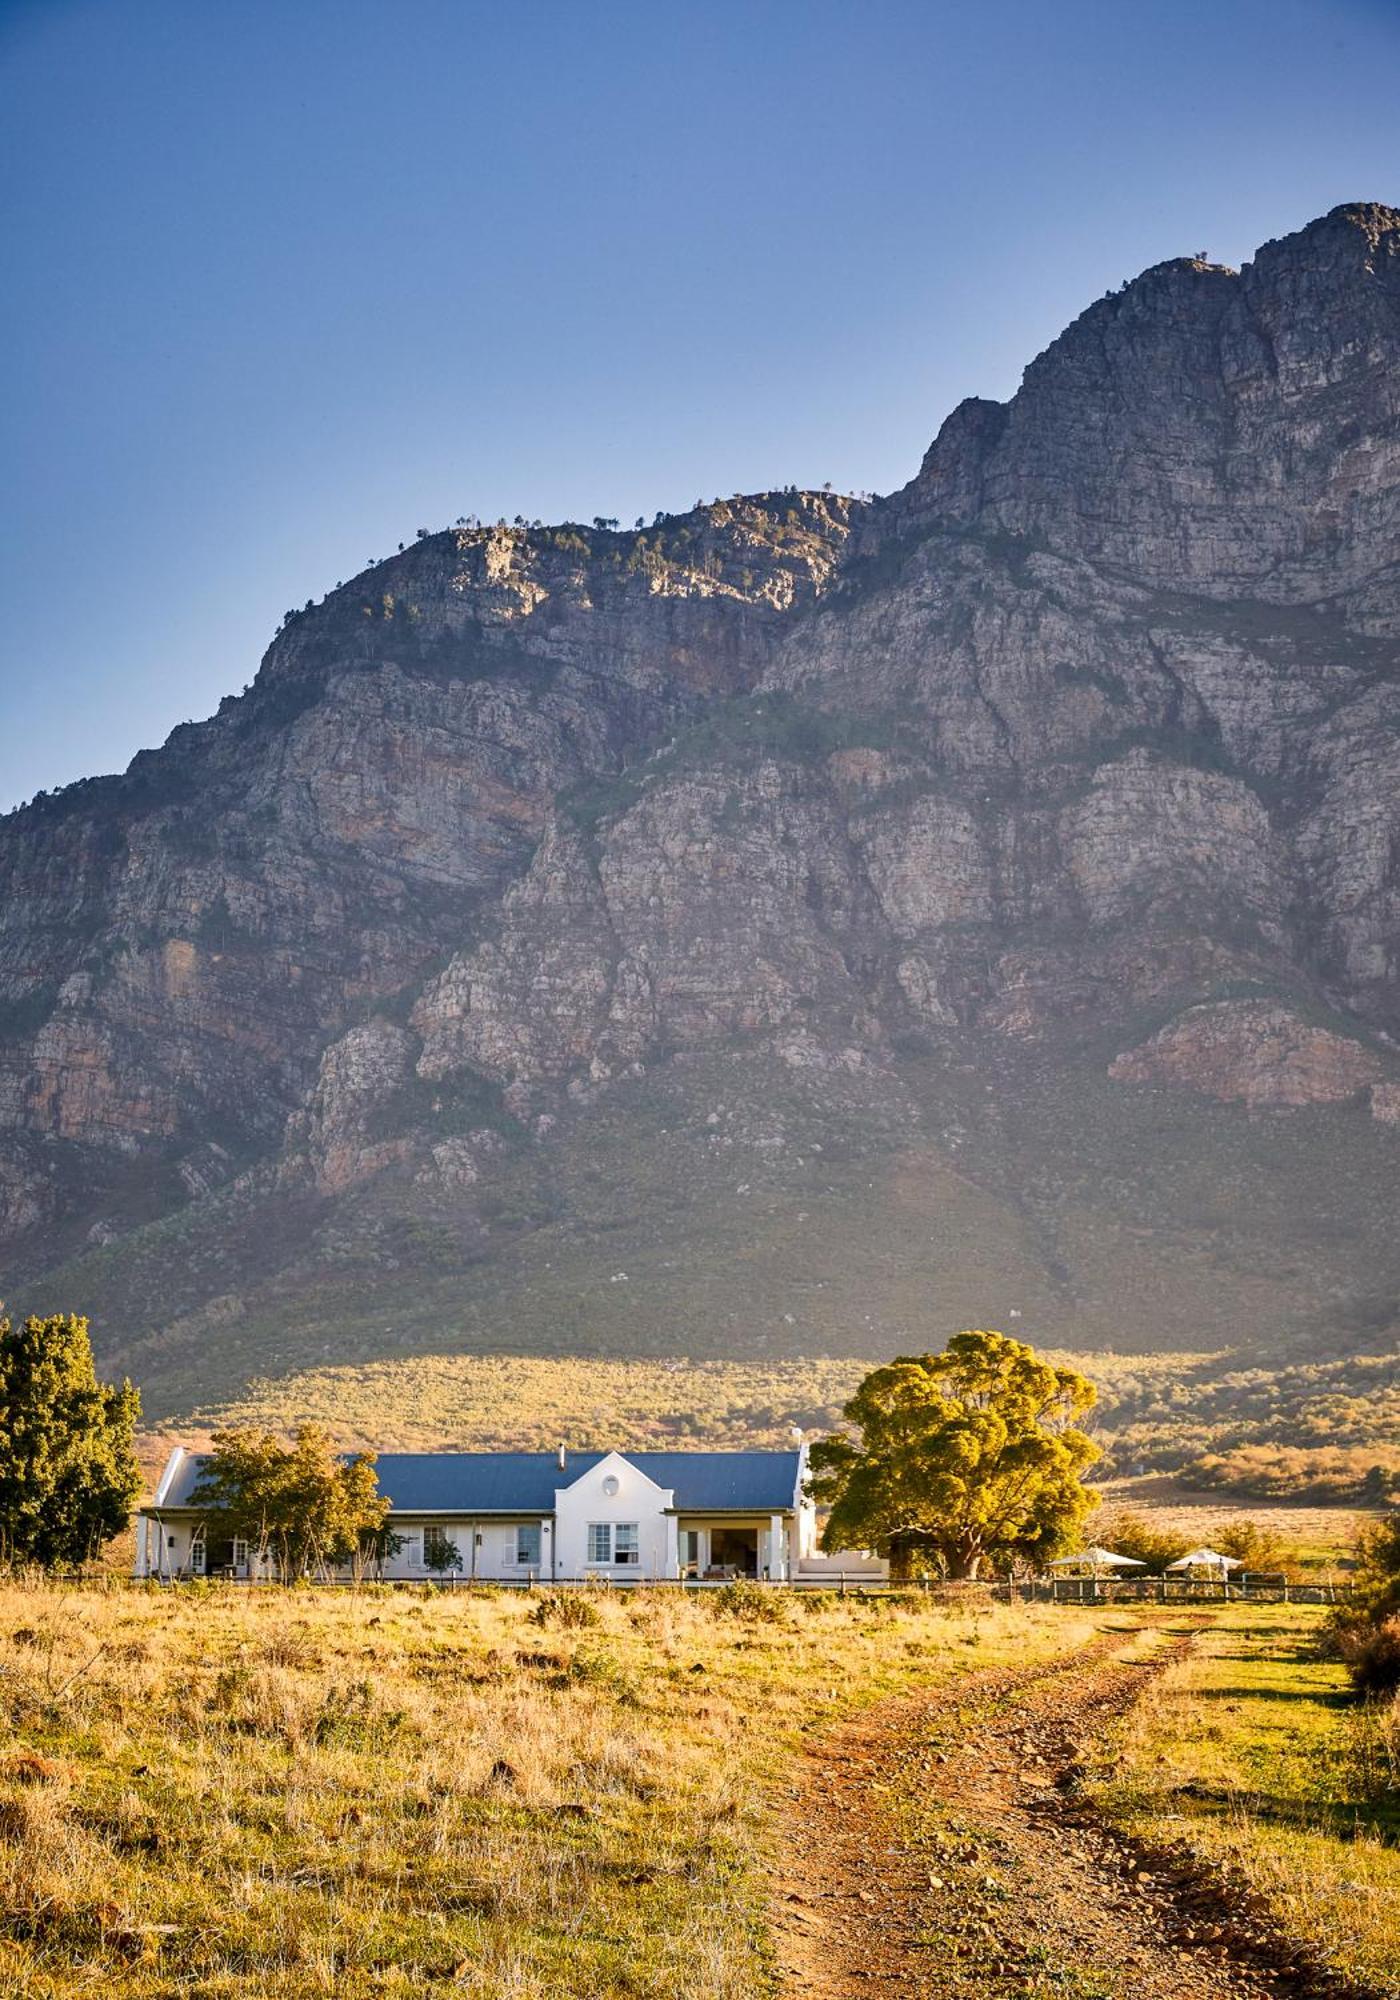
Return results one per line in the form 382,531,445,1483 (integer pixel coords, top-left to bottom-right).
944,1539,983,1581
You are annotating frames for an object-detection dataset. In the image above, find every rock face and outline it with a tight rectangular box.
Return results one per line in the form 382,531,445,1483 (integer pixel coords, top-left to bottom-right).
3,203,1400,1408
1108,1001,1384,1109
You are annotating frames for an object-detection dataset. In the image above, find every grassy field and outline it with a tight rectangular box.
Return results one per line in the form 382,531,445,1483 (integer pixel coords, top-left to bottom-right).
1,1586,1394,1997
1095,1480,1368,1572
0,1581,1098,2000
1090,1602,1400,1993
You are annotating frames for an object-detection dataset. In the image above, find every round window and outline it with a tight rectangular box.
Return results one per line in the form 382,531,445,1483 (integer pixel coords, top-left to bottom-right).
601,1474,620,1497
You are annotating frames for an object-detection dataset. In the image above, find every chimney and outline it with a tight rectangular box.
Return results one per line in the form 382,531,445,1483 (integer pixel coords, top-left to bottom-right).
557,1443,567,1472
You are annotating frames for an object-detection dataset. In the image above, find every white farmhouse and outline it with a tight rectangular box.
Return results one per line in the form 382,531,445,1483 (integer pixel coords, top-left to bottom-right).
134,1444,864,1583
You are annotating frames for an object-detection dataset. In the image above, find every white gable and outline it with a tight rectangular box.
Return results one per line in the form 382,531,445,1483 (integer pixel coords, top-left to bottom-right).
553,1451,675,1578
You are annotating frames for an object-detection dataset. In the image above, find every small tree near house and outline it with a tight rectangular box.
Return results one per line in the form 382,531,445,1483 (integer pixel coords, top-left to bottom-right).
194,1424,388,1582
0,1310,141,1567
808,1331,1100,1580
422,1524,463,1579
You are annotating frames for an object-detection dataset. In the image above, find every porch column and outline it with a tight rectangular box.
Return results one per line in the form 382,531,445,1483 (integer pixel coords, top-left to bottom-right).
662,1513,681,1581
769,1514,786,1581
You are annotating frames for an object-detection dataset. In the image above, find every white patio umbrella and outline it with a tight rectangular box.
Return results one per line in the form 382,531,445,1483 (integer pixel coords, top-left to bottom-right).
1048,1546,1146,1574
1166,1546,1241,1574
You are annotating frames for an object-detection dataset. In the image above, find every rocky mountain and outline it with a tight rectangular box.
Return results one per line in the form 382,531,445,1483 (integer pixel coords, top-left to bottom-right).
4,202,1400,1419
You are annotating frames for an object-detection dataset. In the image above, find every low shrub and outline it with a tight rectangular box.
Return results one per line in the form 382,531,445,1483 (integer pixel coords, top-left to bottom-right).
709,1581,790,1623
528,1591,601,1630
1334,1612,1400,1698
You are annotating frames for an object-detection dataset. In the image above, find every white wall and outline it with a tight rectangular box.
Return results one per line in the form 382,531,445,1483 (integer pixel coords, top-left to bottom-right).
553,1453,676,1580
375,1518,551,1582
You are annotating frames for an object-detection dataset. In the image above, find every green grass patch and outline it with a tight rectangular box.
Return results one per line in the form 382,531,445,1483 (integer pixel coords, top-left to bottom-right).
1090,1605,1400,1991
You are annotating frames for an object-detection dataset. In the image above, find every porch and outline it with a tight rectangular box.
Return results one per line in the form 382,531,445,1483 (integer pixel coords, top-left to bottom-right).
675,1514,792,1581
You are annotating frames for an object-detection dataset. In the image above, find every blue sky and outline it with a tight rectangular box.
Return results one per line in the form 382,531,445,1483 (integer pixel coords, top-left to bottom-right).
3,0,1398,812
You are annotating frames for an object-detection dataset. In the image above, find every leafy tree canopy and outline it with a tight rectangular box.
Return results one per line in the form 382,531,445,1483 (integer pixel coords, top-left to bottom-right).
808,1331,1100,1579
0,1310,140,1566
194,1424,388,1581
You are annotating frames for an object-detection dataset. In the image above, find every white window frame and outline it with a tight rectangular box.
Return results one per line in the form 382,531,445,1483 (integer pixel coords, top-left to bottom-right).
189,1529,206,1575
400,1530,424,1567
614,1523,640,1566
587,1522,613,1564
515,1523,542,1567
231,1537,250,1570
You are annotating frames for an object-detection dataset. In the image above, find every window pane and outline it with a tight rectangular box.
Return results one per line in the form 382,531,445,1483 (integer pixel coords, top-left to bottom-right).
615,1523,639,1563
517,1524,541,1565
587,1523,612,1563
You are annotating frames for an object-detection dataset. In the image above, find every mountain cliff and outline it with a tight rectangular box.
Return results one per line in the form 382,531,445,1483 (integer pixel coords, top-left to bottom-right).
4,203,1400,1418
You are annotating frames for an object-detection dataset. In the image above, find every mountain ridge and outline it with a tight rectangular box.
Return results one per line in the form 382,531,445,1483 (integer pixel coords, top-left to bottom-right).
4,202,1400,1420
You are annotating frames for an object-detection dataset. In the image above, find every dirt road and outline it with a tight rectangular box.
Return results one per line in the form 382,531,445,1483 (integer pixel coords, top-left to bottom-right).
774,1621,1379,2000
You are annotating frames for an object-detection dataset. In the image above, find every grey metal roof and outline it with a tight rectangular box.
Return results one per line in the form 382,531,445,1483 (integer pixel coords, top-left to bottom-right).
157,1448,802,1515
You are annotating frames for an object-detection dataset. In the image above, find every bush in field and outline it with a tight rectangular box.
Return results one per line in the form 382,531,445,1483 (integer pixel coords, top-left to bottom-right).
1326,1514,1400,1692
1335,1614,1400,1698
0,1311,140,1566
528,1591,601,1630
710,1580,790,1623
1214,1518,1292,1574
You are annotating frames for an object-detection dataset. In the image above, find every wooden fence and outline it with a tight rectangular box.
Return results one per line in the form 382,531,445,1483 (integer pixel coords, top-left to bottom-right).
990,1574,1350,1606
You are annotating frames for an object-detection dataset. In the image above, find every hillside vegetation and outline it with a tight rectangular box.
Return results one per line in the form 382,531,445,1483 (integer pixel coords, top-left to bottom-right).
148,1341,1400,1509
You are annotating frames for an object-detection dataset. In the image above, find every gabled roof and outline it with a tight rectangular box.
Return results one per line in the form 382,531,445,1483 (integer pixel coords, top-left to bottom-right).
155,1448,803,1516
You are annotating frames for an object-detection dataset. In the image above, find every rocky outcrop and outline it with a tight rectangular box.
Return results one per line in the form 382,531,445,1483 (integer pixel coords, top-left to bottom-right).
1108,1001,1384,1108
3,205,1400,1390
283,1019,417,1195
898,204,1400,610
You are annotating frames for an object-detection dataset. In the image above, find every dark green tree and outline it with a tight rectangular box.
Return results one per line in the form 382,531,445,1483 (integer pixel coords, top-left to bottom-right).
0,1311,141,1565
809,1331,1100,1580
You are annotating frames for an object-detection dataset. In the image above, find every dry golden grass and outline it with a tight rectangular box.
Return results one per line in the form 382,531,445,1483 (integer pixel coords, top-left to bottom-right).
0,1580,1096,1999
164,1353,871,1455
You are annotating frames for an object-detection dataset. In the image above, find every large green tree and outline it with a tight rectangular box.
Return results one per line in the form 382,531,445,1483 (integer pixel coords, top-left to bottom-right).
809,1331,1100,1579
193,1424,388,1580
0,1311,141,1566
